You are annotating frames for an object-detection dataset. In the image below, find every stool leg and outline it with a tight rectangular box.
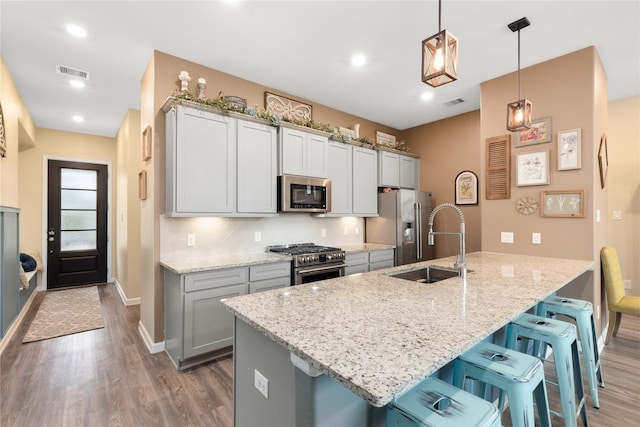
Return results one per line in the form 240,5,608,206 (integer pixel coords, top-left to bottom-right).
576,310,601,408
589,314,605,388
552,342,579,427
533,379,553,427
506,383,537,427
572,340,589,427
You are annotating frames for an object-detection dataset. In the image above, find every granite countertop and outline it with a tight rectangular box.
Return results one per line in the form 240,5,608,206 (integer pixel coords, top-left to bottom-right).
340,243,395,253
160,253,291,274
221,251,594,407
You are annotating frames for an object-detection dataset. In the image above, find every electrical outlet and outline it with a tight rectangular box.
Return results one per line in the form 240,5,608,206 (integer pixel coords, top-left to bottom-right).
343,226,348,236
623,279,631,289
254,369,269,399
501,232,514,244
355,227,360,235
254,231,261,242
532,232,541,244
613,210,622,220
321,228,326,238
187,233,196,247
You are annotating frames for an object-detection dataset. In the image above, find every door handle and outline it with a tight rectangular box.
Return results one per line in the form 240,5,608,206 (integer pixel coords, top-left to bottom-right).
48,228,55,242
415,203,423,260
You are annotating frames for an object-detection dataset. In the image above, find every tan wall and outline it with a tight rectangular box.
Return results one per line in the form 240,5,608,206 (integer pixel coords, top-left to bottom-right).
608,96,640,296
479,47,607,332
1,56,36,208
401,111,482,258
115,109,142,301
18,128,117,283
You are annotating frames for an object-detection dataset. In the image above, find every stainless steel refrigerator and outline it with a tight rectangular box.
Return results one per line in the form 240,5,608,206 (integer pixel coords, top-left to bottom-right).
365,190,433,266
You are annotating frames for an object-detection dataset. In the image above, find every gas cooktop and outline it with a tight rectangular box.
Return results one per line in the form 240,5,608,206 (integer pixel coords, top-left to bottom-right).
268,243,345,267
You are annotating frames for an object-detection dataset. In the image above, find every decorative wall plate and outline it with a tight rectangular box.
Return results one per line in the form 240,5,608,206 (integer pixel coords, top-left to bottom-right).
516,195,539,215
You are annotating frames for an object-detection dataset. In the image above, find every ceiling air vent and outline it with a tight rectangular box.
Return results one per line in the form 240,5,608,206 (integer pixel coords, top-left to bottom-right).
56,65,90,80
443,98,465,107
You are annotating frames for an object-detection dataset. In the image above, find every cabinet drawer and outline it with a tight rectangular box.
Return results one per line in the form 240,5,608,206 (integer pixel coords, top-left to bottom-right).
250,262,291,282
184,268,248,293
370,259,395,272
345,264,369,276
249,276,290,293
345,252,368,266
369,249,394,263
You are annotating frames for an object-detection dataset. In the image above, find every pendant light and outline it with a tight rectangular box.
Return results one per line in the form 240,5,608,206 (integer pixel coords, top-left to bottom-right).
506,17,532,131
422,0,458,87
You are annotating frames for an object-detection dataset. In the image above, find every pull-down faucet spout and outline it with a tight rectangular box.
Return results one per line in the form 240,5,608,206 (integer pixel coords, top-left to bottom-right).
427,203,466,278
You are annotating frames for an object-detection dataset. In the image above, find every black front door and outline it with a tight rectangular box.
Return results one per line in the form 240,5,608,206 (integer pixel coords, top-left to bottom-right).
47,160,108,289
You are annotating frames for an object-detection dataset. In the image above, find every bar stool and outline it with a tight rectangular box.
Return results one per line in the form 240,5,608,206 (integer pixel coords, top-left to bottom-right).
537,295,605,408
505,313,588,427
452,342,552,427
387,377,501,427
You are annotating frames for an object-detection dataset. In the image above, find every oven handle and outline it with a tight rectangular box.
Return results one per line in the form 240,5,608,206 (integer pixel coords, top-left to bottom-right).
296,263,346,275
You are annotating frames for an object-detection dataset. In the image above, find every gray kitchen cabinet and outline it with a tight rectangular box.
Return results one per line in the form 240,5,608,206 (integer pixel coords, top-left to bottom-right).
352,146,378,216
369,248,395,271
164,267,248,369
345,251,369,276
237,119,278,214
345,248,395,276
279,125,328,178
249,262,291,293
399,155,418,189
326,141,353,215
165,105,236,216
378,150,419,190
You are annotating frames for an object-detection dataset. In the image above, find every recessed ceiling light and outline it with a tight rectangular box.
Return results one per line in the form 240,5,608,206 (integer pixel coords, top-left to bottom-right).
66,24,87,38
420,92,434,101
351,54,366,67
69,80,85,89
72,115,84,123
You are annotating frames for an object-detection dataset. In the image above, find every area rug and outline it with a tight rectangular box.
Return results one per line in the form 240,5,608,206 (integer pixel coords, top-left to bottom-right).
23,286,105,343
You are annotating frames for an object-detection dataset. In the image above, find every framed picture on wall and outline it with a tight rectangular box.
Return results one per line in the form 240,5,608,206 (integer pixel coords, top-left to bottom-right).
514,116,552,147
516,150,550,186
142,125,152,161
598,134,608,189
455,171,478,205
541,190,585,218
557,128,581,170
138,170,147,200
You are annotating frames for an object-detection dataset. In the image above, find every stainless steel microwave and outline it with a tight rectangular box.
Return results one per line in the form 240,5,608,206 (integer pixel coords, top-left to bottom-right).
278,175,331,213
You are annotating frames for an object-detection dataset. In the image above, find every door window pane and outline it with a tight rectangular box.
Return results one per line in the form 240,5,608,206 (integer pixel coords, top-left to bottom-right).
61,168,97,190
61,230,96,251
61,211,96,230
61,189,96,209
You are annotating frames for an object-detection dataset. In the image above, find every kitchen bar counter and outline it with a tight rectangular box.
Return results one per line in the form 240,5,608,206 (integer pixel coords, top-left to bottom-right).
223,251,594,412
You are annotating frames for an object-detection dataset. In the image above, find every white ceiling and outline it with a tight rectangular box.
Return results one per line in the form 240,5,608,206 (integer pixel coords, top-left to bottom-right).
1,1,639,138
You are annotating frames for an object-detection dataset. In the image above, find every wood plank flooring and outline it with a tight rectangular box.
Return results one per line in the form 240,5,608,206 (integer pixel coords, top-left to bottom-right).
1,282,638,426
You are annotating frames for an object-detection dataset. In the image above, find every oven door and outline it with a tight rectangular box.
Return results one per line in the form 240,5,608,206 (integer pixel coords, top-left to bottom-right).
294,263,346,285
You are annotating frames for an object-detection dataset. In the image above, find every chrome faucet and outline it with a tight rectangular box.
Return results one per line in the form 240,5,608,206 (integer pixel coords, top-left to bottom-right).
427,203,466,278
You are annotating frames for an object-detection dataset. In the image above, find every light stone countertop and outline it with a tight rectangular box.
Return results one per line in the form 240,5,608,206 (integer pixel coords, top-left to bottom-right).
221,251,594,407
160,253,291,274
340,243,395,253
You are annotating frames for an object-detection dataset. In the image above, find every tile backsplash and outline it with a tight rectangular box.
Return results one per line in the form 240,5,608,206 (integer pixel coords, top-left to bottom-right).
160,214,365,260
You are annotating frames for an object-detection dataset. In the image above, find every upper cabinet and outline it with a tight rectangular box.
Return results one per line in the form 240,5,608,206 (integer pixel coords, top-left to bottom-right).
326,141,353,215
378,150,419,190
165,102,278,217
352,146,378,216
399,155,419,189
279,125,328,178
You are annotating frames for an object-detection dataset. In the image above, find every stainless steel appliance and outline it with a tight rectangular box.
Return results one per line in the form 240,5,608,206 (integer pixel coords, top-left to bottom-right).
278,175,331,213
365,190,434,265
268,243,345,285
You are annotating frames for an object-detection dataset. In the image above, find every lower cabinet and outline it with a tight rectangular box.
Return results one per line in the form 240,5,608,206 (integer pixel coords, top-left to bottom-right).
369,248,395,271
345,248,395,276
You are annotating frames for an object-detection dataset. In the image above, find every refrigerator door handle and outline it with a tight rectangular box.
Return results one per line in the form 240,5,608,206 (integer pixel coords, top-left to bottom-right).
415,202,423,260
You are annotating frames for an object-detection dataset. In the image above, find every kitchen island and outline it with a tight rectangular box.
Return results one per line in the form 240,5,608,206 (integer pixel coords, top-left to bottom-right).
222,252,594,426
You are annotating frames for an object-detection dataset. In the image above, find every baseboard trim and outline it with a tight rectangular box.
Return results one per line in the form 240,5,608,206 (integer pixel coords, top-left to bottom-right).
112,278,141,306
138,320,165,354
0,289,38,355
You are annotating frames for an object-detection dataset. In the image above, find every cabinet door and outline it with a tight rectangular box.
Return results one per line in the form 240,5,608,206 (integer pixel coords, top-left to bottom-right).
352,147,378,215
280,127,306,176
378,151,400,188
306,133,328,178
237,120,277,213
400,156,418,189
174,107,236,213
249,277,290,293
327,142,352,215
183,283,247,359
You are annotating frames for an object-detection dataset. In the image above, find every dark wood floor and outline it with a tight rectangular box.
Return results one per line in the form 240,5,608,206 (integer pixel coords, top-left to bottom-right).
1,283,638,426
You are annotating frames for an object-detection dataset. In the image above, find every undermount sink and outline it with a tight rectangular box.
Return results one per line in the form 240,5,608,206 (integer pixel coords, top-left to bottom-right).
390,266,460,283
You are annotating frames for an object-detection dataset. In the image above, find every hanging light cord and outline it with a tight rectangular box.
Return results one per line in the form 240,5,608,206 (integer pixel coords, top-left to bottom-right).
517,28,521,101
438,0,442,32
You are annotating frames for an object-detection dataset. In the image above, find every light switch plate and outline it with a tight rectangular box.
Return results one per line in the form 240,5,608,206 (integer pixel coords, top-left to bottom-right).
613,210,622,220
532,233,541,244
187,233,196,247
254,231,261,242
321,228,327,238
501,232,514,244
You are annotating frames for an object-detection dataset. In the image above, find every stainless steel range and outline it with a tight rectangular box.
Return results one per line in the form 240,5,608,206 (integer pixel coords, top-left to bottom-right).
268,243,346,285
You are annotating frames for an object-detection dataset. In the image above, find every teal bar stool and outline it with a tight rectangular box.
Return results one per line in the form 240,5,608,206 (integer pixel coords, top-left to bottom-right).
505,313,588,427
452,342,552,427
537,296,605,408
387,377,501,427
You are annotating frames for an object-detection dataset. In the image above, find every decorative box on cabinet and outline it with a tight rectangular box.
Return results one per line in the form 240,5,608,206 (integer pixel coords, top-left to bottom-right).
278,125,329,178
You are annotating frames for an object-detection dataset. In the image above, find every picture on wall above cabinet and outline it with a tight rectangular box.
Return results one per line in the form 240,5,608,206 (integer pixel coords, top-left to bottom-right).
557,128,581,170
142,125,152,161
455,170,478,205
264,92,312,121
516,150,550,186
514,116,552,147
376,131,396,146
541,190,585,218
598,134,608,189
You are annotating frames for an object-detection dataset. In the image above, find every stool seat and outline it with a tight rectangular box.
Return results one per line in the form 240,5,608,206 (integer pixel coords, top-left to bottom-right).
537,295,605,408
387,377,501,427
453,342,552,427
505,313,588,427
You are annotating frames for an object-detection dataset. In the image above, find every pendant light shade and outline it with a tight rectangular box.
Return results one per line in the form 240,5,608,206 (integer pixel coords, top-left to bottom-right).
506,17,531,132
422,0,458,87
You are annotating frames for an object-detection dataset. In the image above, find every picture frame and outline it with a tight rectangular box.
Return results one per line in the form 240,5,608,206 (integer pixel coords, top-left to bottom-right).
138,170,147,200
264,92,312,121
339,126,356,141
375,130,396,146
598,134,608,189
514,116,552,147
142,125,152,161
557,128,581,170
0,102,6,158
455,171,478,205
516,150,550,186
541,190,586,218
